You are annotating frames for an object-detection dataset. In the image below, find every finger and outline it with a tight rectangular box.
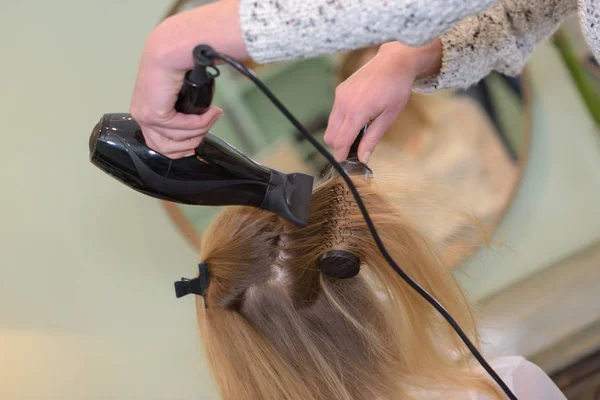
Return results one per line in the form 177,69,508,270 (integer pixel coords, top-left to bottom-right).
143,131,162,153
145,130,205,156
356,110,396,164
153,111,222,142
152,106,223,131
157,134,205,155
164,150,195,159
333,110,370,161
151,124,209,142
324,104,345,149
324,90,347,148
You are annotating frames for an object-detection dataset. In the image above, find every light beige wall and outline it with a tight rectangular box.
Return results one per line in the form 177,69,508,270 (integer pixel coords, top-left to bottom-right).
0,1,219,398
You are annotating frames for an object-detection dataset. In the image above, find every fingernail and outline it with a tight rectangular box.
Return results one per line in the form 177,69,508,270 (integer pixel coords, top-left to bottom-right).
362,151,371,164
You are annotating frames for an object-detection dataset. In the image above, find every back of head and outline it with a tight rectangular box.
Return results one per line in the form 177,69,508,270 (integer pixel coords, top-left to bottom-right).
196,175,500,399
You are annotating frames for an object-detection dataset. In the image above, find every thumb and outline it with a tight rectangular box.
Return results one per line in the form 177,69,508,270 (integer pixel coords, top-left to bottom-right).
356,110,396,164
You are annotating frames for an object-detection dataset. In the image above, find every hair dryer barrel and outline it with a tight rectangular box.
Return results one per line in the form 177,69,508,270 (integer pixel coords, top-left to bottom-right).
89,113,314,226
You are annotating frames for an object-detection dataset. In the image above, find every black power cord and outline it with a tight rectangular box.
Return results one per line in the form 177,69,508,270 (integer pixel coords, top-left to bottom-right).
206,49,518,400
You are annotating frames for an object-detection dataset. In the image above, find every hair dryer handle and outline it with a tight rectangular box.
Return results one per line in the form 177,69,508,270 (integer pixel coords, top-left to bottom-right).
348,124,368,161
174,44,218,115
174,69,216,115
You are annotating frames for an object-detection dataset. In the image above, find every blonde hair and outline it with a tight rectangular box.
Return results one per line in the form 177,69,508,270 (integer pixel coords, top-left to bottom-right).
194,173,501,399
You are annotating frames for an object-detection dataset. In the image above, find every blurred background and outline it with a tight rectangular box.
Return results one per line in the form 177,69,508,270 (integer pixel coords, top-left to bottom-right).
1,0,599,398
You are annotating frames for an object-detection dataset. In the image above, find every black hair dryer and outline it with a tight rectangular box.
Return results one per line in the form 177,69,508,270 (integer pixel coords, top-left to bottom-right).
88,45,314,227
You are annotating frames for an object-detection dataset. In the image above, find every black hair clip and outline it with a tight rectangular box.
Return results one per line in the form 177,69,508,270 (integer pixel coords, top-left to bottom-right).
174,262,210,307
319,250,361,279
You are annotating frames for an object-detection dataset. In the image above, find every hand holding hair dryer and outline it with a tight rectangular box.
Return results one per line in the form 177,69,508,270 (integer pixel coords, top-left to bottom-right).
88,45,314,227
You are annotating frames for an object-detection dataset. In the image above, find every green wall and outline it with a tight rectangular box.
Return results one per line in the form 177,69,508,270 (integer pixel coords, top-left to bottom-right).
0,1,220,398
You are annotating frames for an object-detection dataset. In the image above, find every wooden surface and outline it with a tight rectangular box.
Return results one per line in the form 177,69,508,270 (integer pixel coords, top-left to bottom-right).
551,348,600,399
478,240,600,375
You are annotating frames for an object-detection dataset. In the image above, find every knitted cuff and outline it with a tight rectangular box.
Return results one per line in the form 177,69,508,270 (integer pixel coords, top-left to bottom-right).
414,0,579,93
413,25,485,93
579,0,600,63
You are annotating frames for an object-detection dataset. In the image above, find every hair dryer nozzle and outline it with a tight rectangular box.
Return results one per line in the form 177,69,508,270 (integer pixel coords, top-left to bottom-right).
262,171,314,227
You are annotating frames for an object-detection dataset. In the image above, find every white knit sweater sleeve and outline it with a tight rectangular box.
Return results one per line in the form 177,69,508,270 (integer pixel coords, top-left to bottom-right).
414,0,578,92
238,0,498,63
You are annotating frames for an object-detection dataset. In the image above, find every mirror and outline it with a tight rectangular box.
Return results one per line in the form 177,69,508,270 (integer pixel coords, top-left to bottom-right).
161,1,532,269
